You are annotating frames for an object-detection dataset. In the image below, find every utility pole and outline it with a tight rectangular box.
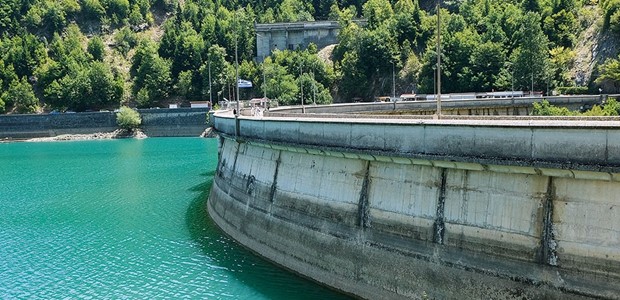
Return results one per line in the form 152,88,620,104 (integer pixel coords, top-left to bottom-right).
392,61,396,99
436,0,442,118
235,11,240,116
208,60,212,104
312,71,316,105
300,64,305,113
531,72,534,96
263,65,266,98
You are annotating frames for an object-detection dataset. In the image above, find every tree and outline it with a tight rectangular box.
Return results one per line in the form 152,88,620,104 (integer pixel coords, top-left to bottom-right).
170,22,205,76
116,106,141,130
107,0,130,24
469,41,506,91
87,36,106,61
113,27,137,56
391,0,426,49
82,0,105,20
200,44,230,103
511,12,550,92
362,0,393,29
596,55,620,92
277,0,314,22
0,0,20,34
133,42,172,107
3,77,39,114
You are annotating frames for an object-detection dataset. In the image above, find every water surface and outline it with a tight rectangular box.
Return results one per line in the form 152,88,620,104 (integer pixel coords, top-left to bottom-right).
0,138,349,299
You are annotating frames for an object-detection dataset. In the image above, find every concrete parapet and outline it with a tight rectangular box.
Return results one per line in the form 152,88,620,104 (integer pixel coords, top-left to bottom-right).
208,111,620,299
214,112,620,172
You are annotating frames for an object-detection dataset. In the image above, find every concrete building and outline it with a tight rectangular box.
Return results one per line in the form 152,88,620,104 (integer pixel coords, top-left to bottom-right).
255,20,366,62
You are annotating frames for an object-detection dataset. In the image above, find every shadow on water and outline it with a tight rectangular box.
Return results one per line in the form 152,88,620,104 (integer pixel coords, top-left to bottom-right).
185,172,353,300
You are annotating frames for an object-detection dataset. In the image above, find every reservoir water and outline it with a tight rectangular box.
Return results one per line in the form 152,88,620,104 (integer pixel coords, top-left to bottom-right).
0,138,350,299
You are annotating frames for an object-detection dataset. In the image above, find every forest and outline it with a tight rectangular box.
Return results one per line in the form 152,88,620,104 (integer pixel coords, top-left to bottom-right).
0,0,619,113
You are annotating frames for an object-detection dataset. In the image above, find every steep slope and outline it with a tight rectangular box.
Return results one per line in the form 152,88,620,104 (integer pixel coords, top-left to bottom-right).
571,5,620,89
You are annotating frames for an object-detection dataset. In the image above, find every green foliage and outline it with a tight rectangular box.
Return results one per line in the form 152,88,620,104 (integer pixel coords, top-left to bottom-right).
277,0,314,22
43,61,122,111
0,0,608,113
362,0,393,29
132,39,172,107
532,100,576,116
116,106,141,130
532,98,620,116
2,77,40,114
87,36,106,61
556,86,589,94
113,27,137,56
511,12,551,92
107,0,130,24
601,0,620,32
82,0,105,20
596,54,620,90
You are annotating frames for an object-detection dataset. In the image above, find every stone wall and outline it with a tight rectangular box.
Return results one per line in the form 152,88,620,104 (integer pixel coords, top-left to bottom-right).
208,112,620,299
0,108,209,139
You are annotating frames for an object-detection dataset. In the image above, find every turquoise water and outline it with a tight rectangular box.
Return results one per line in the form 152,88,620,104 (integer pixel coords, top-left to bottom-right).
0,138,350,299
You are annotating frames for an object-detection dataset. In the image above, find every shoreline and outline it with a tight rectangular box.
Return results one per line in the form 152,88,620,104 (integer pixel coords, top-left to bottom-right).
13,129,147,143
1,128,217,143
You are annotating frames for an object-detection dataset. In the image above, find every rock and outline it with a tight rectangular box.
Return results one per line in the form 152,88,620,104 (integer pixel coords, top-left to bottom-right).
25,129,148,142
200,127,218,138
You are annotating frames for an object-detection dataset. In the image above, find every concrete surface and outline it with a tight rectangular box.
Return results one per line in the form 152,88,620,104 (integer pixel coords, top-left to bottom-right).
207,110,620,299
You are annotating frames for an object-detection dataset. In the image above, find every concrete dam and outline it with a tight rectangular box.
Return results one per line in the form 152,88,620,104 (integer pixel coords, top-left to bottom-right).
207,107,620,299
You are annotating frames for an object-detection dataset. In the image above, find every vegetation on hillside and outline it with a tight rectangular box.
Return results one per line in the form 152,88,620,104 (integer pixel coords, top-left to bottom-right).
532,98,620,115
0,0,619,113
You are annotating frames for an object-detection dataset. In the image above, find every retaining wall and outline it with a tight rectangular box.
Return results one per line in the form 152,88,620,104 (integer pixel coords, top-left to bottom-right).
0,108,209,139
208,112,620,299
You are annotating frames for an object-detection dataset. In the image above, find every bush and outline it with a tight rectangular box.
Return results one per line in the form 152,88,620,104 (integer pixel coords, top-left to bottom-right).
556,86,589,95
531,100,576,116
116,106,141,129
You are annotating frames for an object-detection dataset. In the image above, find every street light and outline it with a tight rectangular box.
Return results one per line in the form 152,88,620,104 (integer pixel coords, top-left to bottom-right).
234,11,240,116
505,62,514,97
392,61,396,99
435,0,442,118
312,71,316,105
432,65,436,99
300,63,305,113
208,60,212,104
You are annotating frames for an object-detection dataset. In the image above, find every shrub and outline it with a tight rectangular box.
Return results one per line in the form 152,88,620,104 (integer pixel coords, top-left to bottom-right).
531,100,576,116
556,86,589,95
116,106,141,130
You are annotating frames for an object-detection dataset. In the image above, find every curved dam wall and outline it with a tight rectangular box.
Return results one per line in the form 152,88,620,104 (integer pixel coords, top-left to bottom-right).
208,112,620,299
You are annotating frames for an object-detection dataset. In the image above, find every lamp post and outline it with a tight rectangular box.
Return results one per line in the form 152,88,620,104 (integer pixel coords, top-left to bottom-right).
262,64,267,98
506,62,514,97
208,60,212,104
436,0,442,118
312,71,316,105
392,61,396,99
300,63,305,113
432,65,436,100
234,12,240,116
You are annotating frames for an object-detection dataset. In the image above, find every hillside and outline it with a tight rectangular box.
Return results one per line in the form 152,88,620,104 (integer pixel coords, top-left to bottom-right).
1,0,620,113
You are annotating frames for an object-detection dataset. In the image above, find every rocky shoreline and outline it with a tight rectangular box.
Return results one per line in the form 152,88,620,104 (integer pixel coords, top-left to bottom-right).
24,129,147,142
1,127,217,143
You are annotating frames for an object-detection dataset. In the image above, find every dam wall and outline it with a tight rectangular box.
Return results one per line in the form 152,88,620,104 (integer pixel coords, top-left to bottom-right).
208,112,620,299
0,108,209,139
